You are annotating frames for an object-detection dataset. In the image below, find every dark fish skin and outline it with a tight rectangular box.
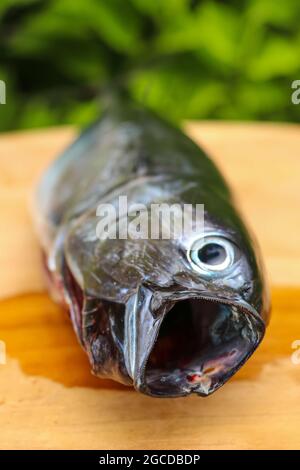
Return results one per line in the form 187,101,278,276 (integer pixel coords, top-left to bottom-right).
35,101,270,397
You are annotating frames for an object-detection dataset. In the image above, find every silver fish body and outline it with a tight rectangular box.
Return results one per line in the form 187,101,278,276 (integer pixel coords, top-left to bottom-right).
35,102,270,397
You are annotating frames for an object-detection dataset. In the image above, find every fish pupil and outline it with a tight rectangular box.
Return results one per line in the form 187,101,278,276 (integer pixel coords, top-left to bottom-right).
197,243,226,266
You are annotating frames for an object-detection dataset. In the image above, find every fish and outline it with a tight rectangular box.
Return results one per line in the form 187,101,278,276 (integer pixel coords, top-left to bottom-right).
35,100,270,397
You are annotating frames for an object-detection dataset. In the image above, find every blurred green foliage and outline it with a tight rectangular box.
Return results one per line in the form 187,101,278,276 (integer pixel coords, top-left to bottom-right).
0,0,299,131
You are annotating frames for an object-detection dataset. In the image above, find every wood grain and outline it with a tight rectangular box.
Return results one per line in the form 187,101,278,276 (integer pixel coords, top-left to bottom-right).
0,122,300,450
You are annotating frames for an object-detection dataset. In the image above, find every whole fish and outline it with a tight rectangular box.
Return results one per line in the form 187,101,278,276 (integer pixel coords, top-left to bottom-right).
35,101,270,397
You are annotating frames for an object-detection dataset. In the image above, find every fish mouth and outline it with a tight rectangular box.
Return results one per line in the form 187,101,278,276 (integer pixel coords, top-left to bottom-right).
141,297,265,397
62,259,265,397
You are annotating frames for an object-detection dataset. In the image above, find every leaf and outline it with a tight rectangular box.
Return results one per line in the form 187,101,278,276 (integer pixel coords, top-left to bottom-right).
156,1,240,67
65,99,101,126
129,57,227,122
0,0,38,18
247,37,300,80
18,98,60,129
236,82,288,116
130,0,188,23
246,0,300,29
10,0,143,56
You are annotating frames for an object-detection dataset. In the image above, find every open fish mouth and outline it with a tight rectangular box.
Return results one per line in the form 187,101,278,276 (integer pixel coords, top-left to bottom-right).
62,260,265,398
141,297,265,397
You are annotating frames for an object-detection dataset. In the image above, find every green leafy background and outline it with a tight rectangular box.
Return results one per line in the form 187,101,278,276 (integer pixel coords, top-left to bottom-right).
0,0,299,131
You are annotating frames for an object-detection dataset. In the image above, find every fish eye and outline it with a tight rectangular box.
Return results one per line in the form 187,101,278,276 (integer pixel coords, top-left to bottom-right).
187,235,236,273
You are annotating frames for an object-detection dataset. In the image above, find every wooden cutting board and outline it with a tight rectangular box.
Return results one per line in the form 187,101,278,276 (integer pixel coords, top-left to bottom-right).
0,122,300,450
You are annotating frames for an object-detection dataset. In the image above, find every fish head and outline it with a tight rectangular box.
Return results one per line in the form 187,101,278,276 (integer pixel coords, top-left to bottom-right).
122,226,268,397
60,188,269,397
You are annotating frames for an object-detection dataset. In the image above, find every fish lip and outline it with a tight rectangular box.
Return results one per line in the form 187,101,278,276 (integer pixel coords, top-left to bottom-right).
133,292,266,398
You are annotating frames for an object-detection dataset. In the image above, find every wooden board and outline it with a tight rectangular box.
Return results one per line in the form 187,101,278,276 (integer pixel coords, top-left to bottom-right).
0,122,300,450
